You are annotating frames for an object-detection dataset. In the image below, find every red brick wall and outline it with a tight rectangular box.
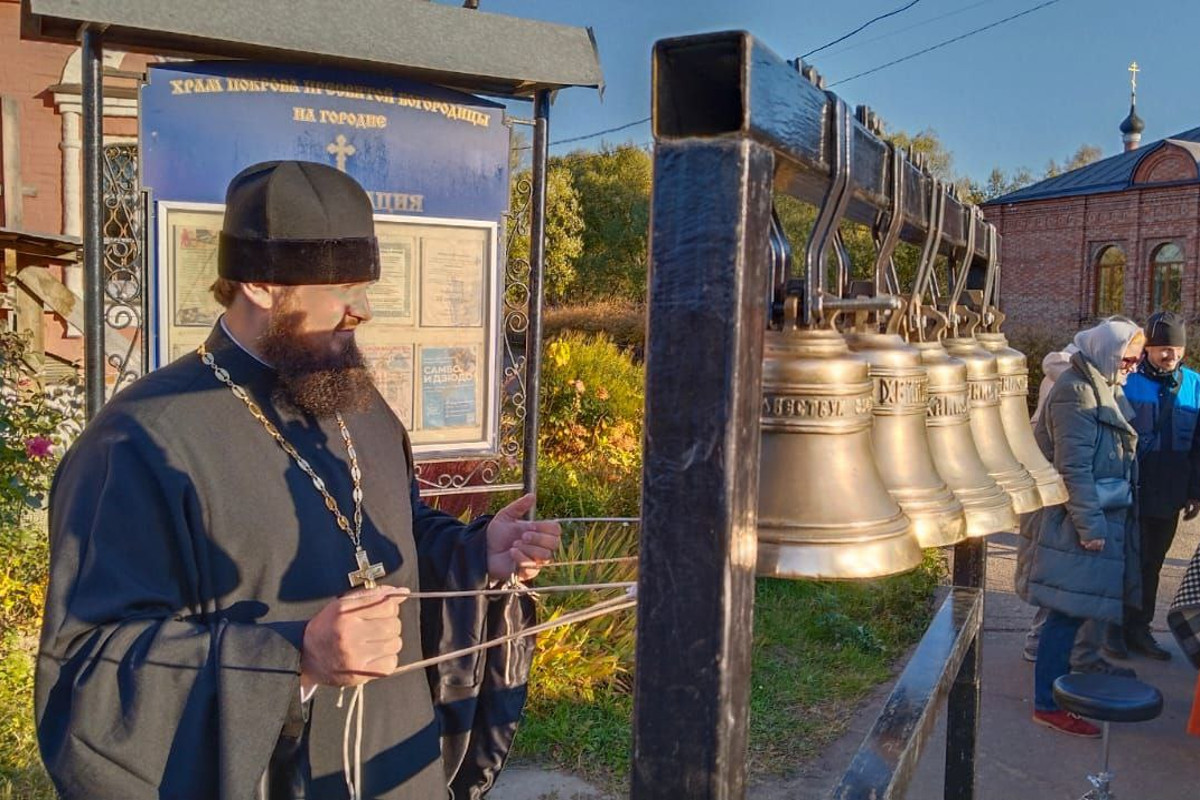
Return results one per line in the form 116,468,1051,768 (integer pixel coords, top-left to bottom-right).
987,178,1200,333
0,1,73,234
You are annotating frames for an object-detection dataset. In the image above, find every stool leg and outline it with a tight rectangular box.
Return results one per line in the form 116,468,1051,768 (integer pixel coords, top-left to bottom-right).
1085,722,1114,800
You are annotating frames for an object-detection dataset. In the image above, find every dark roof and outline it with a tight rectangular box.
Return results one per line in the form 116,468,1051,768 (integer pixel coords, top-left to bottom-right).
21,0,603,98
985,125,1200,205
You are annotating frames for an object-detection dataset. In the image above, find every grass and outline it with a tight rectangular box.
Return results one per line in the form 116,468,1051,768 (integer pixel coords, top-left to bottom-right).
513,538,945,787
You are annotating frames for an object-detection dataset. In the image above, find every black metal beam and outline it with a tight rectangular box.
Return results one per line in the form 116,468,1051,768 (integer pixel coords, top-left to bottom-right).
830,587,984,800
631,138,774,799
82,25,104,419
652,31,986,259
521,90,550,509
945,538,987,800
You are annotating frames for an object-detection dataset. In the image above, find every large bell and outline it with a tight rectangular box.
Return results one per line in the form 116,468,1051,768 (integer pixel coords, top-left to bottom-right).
758,328,923,579
942,337,1043,514
845,332,966,548
976,332,1068,507
911,341,1018,535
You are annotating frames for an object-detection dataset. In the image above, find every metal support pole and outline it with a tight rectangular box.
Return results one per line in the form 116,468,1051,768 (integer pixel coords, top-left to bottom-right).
81,26,104,419
631,138,774,799
945,537,986,800
520,90,550,507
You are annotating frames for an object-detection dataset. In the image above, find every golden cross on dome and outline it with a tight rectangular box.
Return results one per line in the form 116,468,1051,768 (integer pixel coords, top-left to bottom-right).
1129,61,1139,98
327,134,357,173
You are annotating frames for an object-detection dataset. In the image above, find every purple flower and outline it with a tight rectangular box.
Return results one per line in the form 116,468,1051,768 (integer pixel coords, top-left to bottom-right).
25,436,53,459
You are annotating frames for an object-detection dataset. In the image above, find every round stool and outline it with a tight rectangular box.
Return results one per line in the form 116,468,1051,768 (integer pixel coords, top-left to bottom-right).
1052,674,1163,800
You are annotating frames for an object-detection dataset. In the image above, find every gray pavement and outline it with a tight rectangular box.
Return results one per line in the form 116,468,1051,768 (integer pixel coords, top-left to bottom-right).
494,520,1200,799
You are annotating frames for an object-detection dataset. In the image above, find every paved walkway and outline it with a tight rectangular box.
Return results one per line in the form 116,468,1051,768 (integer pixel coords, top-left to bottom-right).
494,520,1200,799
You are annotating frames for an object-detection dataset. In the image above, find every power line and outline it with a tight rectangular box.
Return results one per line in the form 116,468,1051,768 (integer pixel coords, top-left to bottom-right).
802,0,923,59
829,0,1063,87
820,0,998,59
550,116,651,148
513,116,651,151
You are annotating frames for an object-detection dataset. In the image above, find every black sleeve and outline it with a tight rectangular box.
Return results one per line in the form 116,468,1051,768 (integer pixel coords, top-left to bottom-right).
35,419,303,800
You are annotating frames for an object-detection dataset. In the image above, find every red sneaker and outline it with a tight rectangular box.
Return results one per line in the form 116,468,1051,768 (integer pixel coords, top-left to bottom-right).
1032,709,1101,738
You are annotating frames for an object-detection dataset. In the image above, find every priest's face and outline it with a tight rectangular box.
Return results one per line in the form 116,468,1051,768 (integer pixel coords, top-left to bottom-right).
259,282,377,417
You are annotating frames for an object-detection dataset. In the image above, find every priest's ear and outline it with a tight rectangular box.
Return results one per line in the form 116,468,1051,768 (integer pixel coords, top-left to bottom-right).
209,278,275,312
238,282,288,312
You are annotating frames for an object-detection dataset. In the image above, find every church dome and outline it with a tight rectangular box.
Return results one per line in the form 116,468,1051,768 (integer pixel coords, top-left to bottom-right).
1121,105,1145,135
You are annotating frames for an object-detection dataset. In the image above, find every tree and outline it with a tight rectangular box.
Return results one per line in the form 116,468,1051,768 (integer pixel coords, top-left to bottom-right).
977,144,1102,201
508,163,585,305
559,145,653,304
1066,144,1103,171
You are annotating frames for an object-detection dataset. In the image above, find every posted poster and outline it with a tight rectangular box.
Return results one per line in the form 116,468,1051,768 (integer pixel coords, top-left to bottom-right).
371,226,415,323
420,345,478,430
361,343,415,427
420,237,485,327
170,213,224,327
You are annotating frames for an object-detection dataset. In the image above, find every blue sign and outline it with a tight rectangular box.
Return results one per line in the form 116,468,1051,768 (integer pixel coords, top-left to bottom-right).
140,61,510,221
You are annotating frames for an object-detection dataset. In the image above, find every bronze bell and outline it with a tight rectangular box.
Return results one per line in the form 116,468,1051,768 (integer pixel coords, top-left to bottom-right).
911,340,1018,535
845,332,966,548
975,332,1069,507
758,328,923,579
942,337,1043,514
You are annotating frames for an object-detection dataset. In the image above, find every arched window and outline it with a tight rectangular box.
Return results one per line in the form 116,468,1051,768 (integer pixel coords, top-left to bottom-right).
1095,245,1126,316
1150,242,1185,312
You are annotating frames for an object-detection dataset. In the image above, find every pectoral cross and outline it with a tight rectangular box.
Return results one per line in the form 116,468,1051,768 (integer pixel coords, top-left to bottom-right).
327,134,357,172
348,547,385,589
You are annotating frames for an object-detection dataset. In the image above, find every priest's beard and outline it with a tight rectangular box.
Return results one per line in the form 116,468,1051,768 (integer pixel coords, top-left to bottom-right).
259,307,375,418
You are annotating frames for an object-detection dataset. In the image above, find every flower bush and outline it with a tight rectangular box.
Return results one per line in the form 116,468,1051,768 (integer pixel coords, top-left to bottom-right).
0,331,82,797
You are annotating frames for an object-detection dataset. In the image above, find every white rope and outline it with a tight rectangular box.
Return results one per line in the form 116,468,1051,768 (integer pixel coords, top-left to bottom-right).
405,581,635,599
340,684,365,800
391,592,637,677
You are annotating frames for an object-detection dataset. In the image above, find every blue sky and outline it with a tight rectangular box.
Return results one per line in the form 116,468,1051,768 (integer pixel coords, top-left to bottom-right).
479,0,1200,183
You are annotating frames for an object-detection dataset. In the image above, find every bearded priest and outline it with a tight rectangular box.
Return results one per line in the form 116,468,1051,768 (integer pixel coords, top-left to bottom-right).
36,160,561,800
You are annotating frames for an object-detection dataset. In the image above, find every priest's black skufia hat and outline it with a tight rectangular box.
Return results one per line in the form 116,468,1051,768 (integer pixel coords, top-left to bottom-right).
217,160,380,285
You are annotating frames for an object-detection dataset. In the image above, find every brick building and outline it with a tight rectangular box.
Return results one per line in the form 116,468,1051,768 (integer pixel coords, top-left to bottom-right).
0,0,153,379
983,102,1200,332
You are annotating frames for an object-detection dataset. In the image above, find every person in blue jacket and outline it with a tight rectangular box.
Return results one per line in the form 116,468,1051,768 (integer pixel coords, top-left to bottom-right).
1110,311,1200,661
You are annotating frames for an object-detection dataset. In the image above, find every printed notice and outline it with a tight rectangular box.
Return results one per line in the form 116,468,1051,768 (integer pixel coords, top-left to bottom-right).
420,346,478,430
172,224,223,327
420,236,484,327
371,229,415,323
362,343,414,427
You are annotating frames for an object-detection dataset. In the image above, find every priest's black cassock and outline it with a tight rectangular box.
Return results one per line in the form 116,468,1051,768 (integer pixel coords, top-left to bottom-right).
35,323,520,799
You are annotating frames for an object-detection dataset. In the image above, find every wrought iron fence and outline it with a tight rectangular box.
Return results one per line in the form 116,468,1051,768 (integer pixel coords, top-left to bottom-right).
100,143,145,396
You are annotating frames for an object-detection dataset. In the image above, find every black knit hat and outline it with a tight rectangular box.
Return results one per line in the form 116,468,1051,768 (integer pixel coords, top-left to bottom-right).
1146,311,1187,348
217,161,380,285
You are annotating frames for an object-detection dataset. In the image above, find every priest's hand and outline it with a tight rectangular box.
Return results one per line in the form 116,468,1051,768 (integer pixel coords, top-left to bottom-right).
486,493,562,582
300,586,409,689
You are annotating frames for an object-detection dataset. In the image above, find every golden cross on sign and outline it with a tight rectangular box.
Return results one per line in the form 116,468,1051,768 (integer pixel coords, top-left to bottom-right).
1129,61,1139,94
327,134,357,173
347,547,385,589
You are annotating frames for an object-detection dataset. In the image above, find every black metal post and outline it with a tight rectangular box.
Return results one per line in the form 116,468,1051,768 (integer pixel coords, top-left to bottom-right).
520,90,549,507
630,138,774,799
945,537,986,800
82,25,104,419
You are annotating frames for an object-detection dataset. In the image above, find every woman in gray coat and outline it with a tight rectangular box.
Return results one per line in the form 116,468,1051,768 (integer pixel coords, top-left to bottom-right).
1018,318,1145,737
